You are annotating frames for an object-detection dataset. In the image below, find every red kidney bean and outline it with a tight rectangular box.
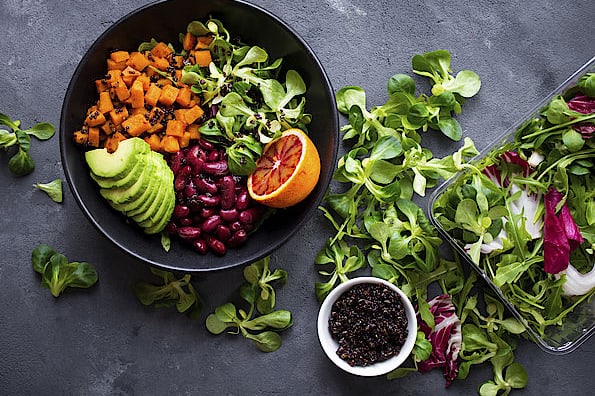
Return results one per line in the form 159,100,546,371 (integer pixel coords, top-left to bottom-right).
184,183,198,199
169,151,185,174
179,218,193,226
205,235,226,256
236,188,250,210
207,150,220,162
202,160,228,176
198,138,215,151
195,177,218,195
220,175,236,210
239,207,264,226
201,215,222,233
227,229,247,248
192,238,208,254
173,204,190,219
177,226,201,240
219,208,238,223
165,222,177,235
186,145,206,173
198,194,220,207
215,224,231,241
229,221,243,232
200,207,215,218
174,165,191,191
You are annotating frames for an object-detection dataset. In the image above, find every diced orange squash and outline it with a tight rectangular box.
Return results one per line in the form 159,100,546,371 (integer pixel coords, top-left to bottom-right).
158,85,180,107
98,91,114,114
161,135,180,153
150,56,170,71
151,42,173,58
187,124,201,140
174,109,186,122
100,121,113,136
136,74,151,91
195,35,214,49
165,119,185,137
126,51,151,71
105,132,127,153
110,50,130,63
193,50,212,67
85,107,106,127
73,130,88,145
129,79,145,109
144,133,162,151
184,105,205,124
122,113,151,137
144,83,162,107
121,66,141,86
109,106,129,126
147,122,164,134
88,127,100,147
175,87,192,108
182,32,197,51
107,58,127,71
179,131,191,149
95,79,109,93
109,72,130,101
147,107,164,125
156,78,172,87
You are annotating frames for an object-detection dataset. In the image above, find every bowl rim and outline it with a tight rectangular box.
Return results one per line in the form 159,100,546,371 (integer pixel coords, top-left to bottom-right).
59,0,339,272
317,277,418,376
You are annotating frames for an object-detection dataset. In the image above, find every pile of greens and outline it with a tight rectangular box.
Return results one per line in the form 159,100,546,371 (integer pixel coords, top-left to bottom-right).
315,50,534,392
433,73,595,341
178,18,311,176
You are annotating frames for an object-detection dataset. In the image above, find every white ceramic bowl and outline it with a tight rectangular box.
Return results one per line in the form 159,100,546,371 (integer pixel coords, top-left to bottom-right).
317,277,417,376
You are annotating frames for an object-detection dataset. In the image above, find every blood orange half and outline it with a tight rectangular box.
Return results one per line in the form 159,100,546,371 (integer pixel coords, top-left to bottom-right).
247,128,321,208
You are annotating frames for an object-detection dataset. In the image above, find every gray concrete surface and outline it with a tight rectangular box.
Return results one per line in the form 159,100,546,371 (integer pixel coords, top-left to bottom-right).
1,0,594,394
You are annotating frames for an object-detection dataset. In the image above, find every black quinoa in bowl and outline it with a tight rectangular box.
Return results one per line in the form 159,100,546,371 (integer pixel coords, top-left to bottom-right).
329,283,409,367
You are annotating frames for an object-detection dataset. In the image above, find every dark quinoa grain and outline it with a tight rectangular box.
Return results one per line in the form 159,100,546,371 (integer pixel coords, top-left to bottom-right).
328,283,408,367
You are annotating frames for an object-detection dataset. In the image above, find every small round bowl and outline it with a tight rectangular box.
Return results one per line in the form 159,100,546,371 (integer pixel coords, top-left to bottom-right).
60,0,338,272
317,277,417,376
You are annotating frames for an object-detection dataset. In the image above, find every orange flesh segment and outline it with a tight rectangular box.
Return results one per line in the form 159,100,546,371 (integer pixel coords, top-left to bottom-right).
251,135,301,196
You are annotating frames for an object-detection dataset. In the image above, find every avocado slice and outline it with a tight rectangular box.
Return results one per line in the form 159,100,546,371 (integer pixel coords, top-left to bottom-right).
99,152,156,205
90,157,145,189
112,152,167,216
143,186,175,234
85,137,149,180
131,164,173,225
111,151,164,214
138,174,175,230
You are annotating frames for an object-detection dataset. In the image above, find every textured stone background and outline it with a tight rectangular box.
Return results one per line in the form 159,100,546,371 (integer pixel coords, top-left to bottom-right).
1,0,594,394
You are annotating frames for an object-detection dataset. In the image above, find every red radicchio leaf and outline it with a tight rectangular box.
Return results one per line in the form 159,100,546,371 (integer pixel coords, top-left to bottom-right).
416,294,461,387
568,95,595,138
567,95,595,114
482,151,531,187
543,187,584,274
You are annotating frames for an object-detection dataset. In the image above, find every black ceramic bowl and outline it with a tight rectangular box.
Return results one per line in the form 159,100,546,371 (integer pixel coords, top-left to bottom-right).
60,0,338,272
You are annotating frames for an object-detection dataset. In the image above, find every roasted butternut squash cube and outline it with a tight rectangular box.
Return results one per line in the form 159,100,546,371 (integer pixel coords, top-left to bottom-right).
85,107,106,127
122,113,151,137
129,79,145,109
165,119,185,137
98,91,114,114
109,106,129,126
175,87,192,108
88,127,100,147
126,51,151,72
184,105,205,125
158,85,180,107
161,135,180,153
144,83,162,107
151,41,174,58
